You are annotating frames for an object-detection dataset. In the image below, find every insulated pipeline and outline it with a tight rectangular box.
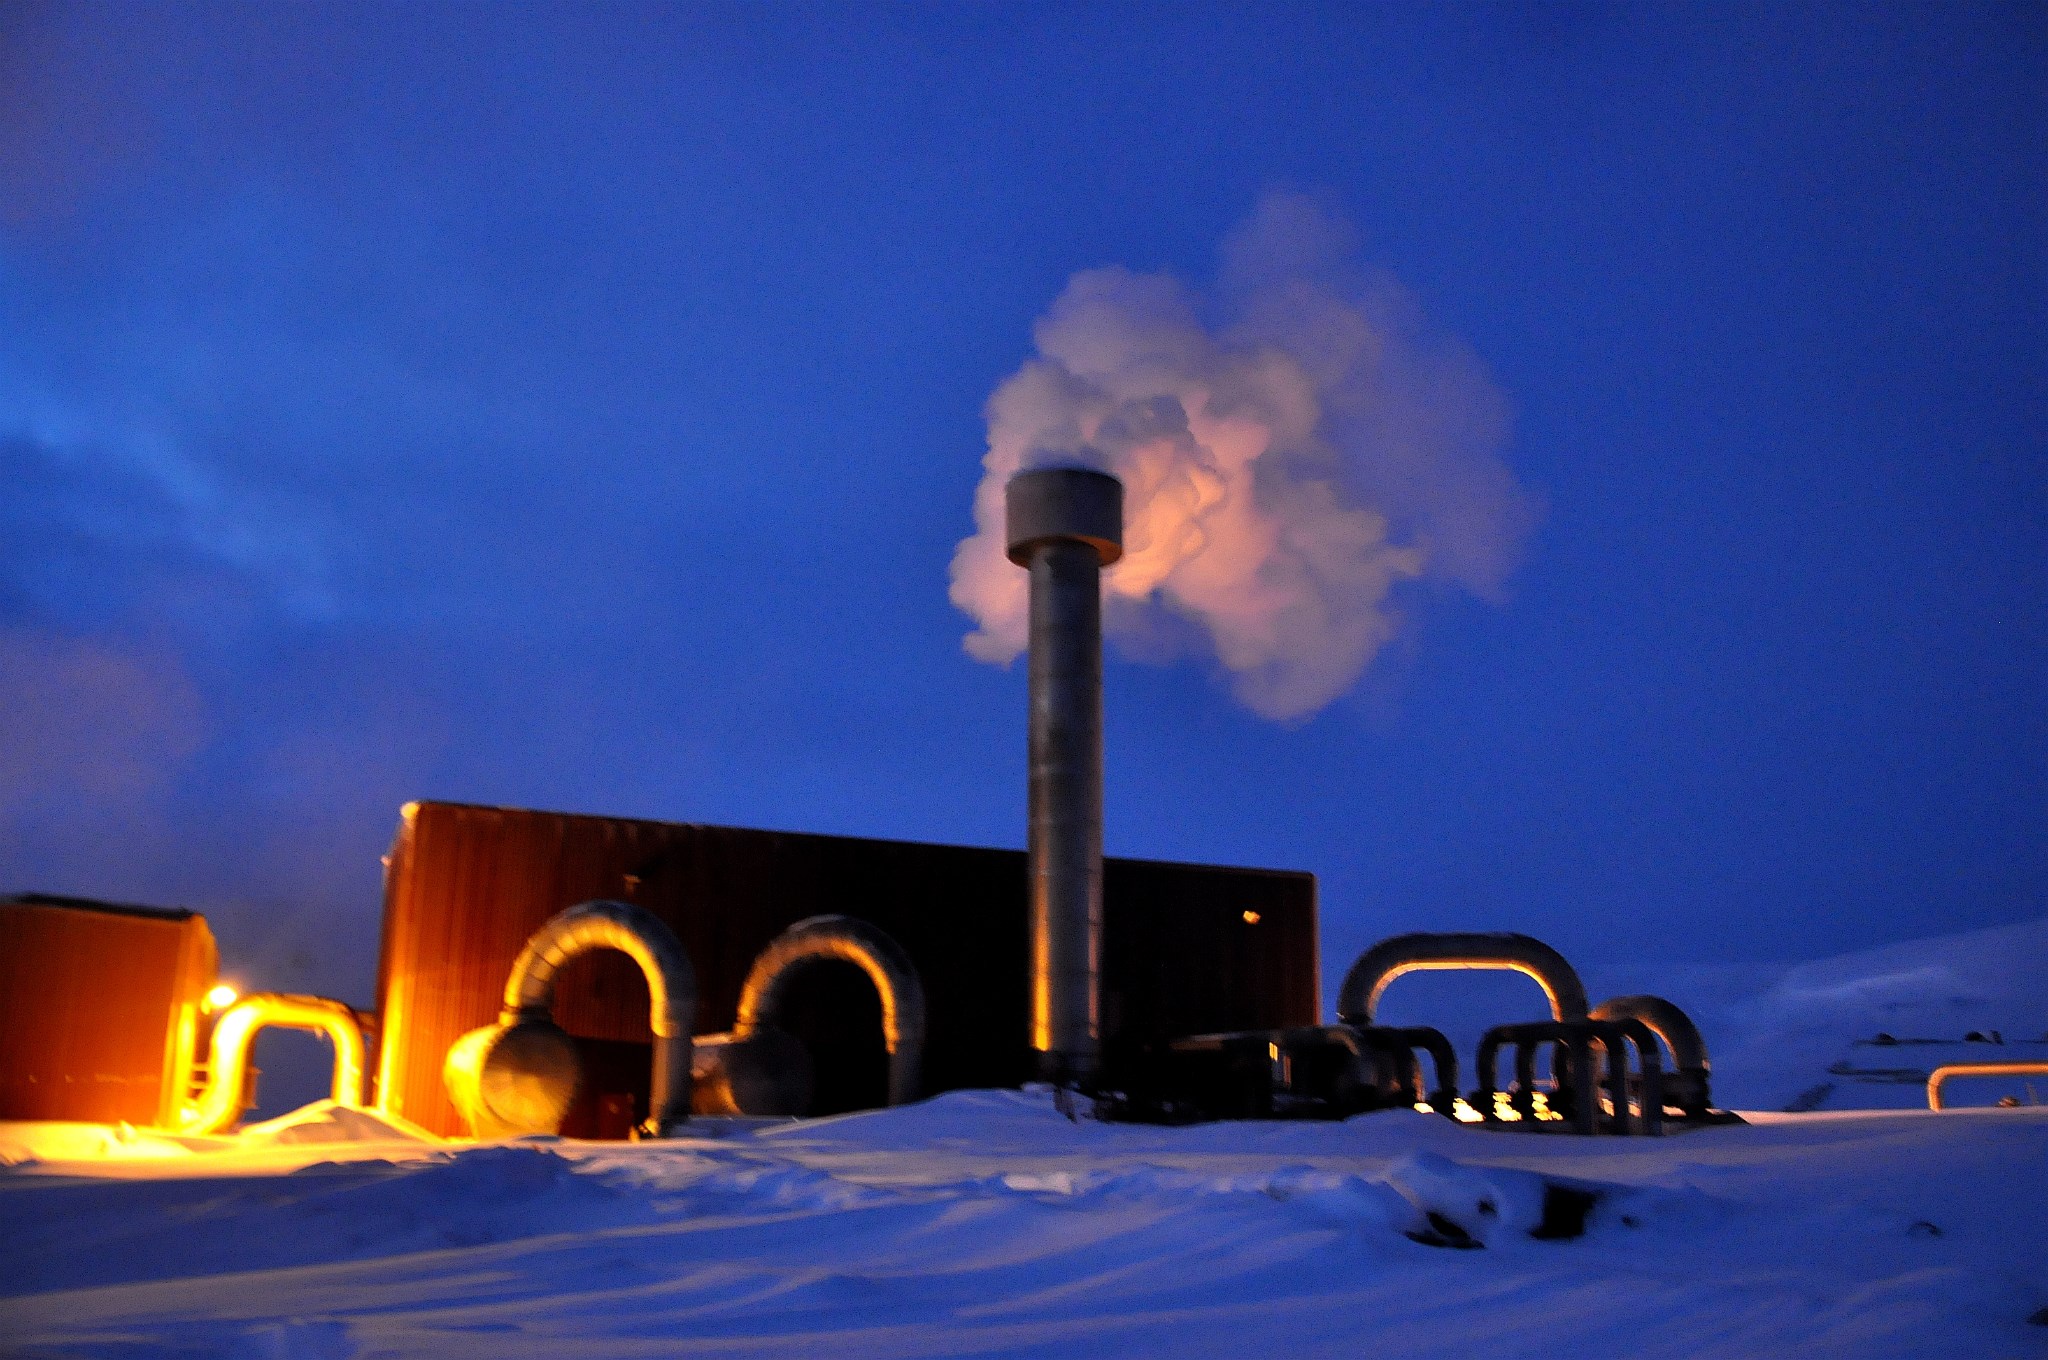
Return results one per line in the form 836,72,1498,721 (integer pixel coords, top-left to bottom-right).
735,914,927,1106
502,899,697,1134
1591,994,1711,1114
1336,932,1591,1026
182,993,368,1135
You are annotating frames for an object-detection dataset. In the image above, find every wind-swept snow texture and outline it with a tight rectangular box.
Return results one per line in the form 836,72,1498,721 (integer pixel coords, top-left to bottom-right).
2,1091,2044,1359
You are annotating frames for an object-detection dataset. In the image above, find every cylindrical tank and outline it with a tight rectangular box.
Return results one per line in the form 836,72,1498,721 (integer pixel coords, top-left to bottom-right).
1005,467,1123,1082
442,1015,583,1138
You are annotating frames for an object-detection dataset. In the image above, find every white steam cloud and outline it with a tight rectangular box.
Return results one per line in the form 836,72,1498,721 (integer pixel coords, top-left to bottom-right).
949,193,1535,721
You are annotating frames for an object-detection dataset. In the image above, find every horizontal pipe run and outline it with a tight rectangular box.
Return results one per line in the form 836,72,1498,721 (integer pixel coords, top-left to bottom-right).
442,1012,580,1138
690,1028,815,1117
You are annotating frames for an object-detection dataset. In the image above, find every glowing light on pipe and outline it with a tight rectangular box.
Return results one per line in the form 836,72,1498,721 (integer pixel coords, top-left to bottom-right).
1927,1061,2048,1111
181,993,367,1134
204,983,238,1013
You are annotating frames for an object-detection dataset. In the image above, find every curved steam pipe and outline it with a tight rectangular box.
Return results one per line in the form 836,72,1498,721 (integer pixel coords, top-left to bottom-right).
1590,995,1707,1072
1591,994,1712,1113
735,914,926,1106
1600,1016,1666,1136
1928,1061,2048,1111
1346,1024,1459,1115
1336,932,1590,1026
182,993,367,1134
1478,1018,1665,1136
503,899,697,1134
1478,1021,1595,1134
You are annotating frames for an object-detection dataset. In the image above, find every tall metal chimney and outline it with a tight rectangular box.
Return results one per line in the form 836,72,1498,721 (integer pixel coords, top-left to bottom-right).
1005,467,1123,1083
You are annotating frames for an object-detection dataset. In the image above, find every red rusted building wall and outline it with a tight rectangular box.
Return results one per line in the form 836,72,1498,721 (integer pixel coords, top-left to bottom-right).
375,802,1318,1137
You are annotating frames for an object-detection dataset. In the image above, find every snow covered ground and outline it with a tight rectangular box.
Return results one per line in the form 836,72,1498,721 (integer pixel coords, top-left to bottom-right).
2,920,2043,1359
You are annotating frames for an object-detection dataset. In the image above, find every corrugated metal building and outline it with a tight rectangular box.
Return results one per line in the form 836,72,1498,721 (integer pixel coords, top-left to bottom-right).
0,894,217,1125
376,802,1318,1137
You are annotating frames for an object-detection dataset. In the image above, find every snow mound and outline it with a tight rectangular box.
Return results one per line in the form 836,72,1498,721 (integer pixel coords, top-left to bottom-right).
239,1100,437,1146
1381,1149,1553,1245
0,1120,223,1166
0,1101,438,1170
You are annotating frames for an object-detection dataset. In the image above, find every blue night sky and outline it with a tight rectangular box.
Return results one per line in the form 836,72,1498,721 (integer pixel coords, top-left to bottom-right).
2,2,2042,1014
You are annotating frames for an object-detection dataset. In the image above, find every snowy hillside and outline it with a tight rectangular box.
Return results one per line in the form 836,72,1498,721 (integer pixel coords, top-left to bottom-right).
1584,915,2048,1112
1,920,2044,1358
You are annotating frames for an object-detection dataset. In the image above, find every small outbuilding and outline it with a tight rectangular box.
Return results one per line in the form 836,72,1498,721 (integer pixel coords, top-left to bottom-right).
0,894,218,1126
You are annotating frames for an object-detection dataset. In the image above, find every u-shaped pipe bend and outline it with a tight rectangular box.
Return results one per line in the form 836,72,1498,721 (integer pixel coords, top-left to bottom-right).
182,993,367,1134
502,899,698,1133
1588,995,1707,1072
1337,932,1590,1027
735,914,926,1106
1591,994,1711,1113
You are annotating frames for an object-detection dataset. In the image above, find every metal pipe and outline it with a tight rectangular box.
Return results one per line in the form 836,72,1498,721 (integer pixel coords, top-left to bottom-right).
502,899,697,1136
1592,994,1711,1115
1478,1018,1664,1135
1336,932,1590,1026
1928,1061,2048,1111
1512,1037,1543,1118
1602,1016,1665,1136
1475,1025,1513,1123
181,993,367,1134
1352,1024,1459,1115
734,914,926,1107
1596,1022,1633,1133
1006,467,1123,1083
1478,1021,1599,1133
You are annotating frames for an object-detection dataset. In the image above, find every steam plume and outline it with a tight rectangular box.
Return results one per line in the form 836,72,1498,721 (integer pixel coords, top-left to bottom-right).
950,193,1534,720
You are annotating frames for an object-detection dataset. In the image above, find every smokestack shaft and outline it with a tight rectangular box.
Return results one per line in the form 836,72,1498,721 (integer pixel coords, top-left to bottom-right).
1026,537,1104,1075
1005,467,1123,1083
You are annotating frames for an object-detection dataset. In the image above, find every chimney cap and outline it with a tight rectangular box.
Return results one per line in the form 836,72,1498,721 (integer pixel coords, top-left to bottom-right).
1005,467,1124,567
